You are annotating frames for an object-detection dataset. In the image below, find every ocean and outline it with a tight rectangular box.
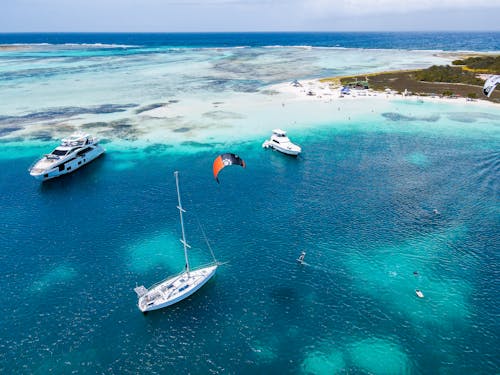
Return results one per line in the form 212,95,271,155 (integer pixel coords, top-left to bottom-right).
0,33,499,374
1,32,499,50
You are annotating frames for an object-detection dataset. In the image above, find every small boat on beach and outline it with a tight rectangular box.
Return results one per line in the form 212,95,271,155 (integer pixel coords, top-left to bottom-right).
262,129,301,156
29,132,104,181
134,171,218,313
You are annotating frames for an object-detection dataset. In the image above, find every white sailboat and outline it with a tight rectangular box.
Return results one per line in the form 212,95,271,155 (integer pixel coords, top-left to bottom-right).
134,171,218,313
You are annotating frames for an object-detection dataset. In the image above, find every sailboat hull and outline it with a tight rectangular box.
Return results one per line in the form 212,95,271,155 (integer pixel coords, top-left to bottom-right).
138,265,217,312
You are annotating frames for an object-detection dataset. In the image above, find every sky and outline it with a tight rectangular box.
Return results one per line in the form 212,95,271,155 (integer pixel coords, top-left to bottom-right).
1,0,500,32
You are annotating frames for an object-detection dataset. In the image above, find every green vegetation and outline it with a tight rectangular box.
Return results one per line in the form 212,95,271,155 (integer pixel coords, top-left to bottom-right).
452,55,500,73
324,55,500,102
414,65,483,85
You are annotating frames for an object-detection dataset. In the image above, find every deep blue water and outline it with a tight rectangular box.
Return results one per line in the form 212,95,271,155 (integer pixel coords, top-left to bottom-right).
0,128,499,373
1,31,500,373
0,32,499,51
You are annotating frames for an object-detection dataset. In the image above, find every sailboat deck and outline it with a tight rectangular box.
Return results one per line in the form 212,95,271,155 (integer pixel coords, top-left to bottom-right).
138,264,217,311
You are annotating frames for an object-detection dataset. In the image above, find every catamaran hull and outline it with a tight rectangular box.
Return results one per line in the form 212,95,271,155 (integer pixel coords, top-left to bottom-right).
138,265,217,312
30,147,105,181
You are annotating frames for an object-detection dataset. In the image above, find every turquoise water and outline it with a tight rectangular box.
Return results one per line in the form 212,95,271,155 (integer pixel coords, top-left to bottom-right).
1,129,499,373
0,35,499,373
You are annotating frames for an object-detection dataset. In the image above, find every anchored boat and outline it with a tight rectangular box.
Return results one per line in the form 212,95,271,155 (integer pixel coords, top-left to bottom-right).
29,132,104,181
134,171,218,313
262,129,301,156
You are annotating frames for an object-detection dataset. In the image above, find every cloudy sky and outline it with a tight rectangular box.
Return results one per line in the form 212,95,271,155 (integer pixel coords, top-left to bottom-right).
2,0,500,32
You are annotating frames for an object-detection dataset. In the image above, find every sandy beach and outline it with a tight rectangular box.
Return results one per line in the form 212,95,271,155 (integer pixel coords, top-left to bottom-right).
0,44,498,151
122,76,499,146
3,74,499,150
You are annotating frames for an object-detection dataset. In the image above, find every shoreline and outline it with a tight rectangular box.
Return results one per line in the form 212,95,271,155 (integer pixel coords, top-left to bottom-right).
2,75,499,147
0,50,498,145
318,67,499,104
268,76,500,108
3,78,499,149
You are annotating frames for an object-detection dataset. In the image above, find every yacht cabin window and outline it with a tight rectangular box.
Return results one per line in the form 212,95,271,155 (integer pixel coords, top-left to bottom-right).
52,149,68,156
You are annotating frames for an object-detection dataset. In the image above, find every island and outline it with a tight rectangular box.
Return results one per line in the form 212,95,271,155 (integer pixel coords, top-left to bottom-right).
321,55,500,103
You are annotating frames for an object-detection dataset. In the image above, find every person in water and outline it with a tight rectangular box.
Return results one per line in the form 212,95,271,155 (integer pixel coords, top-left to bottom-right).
297,251,306,263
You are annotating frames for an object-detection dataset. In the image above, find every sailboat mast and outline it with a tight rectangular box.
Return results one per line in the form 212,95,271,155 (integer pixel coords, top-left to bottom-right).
174,171,190,273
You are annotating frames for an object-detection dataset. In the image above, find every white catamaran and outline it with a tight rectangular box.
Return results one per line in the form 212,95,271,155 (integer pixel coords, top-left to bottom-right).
134,171,218,313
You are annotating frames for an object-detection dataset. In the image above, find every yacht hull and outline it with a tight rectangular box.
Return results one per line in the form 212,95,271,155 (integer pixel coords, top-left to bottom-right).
138,265,218,312
263,141,300,156
272,145,301,156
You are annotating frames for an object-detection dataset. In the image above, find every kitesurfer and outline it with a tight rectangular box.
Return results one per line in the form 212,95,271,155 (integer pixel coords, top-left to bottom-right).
483,75,500,97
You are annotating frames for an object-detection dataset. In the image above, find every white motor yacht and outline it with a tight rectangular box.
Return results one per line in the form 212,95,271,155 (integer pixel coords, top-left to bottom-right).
29,132,105,181
262,129,301,156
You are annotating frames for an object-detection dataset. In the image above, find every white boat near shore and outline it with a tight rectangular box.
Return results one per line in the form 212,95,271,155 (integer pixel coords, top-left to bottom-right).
262,129,301,156
29,132,104,181
134,171,218,313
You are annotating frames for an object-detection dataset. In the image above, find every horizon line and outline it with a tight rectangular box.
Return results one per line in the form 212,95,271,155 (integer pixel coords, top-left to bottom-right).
1,30,500,34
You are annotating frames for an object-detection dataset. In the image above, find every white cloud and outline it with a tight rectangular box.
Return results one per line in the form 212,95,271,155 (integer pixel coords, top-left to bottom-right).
2,0,499,31
304,0,500,16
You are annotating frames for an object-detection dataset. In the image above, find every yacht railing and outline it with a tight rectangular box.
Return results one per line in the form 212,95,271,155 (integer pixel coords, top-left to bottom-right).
27,158,46,172
28,160,37,172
